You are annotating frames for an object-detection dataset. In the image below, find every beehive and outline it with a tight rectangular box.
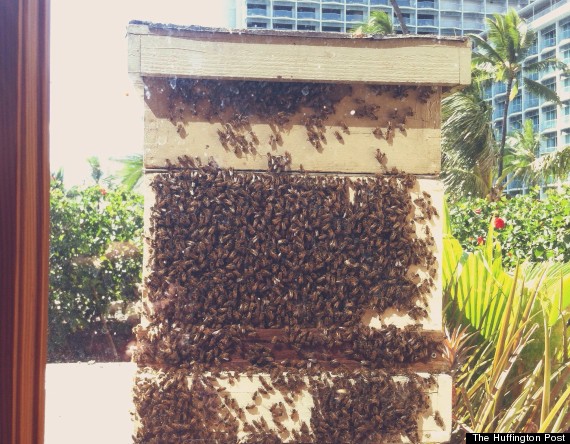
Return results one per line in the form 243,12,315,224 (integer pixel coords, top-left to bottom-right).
128,22,470,443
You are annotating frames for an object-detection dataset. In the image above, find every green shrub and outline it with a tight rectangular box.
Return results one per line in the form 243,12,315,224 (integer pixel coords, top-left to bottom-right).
49,176,143,361
448,186,570,269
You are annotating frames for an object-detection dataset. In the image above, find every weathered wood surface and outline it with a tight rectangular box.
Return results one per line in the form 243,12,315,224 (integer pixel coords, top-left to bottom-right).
128,23,471,86
143,80,442,175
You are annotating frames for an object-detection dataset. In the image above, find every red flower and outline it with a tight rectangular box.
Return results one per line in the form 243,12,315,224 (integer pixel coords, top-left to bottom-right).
99,188,107,196
477,236,485,245
474,208,481,214
494,217,506,229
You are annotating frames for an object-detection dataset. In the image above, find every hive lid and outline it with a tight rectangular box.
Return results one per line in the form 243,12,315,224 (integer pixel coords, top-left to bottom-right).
128,21,471,86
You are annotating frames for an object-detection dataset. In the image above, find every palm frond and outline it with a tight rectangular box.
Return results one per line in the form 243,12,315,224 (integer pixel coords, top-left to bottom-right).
351,10,394,35
523,77,562,105
109,154,143,191
524,58,568,74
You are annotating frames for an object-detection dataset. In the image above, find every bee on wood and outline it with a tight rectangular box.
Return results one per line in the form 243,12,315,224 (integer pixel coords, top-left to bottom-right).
373,127,384,139
338,120,350,134
375,149,387,166
333,131,344,143
434,410,445,429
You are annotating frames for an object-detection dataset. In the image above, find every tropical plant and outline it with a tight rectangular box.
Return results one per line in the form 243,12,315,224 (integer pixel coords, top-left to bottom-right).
448,187,570,269
49,172,143,362
353,10,394,35
442,80,497,200
110,153,144,191
470,8,565,183
503,119,570,189
443,206,570,436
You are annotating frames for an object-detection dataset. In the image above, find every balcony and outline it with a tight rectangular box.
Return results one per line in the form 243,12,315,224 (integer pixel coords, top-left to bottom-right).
297,11,317,19
247,8,267,16
561,28,570,41
346,14,365,22
441,19,462,28
273,9,293,18
493,108,504,121
322,12,342,20
541,37,556,51
417,18,436,27
540,120,557,131
463,2,482,13
417,1,436,8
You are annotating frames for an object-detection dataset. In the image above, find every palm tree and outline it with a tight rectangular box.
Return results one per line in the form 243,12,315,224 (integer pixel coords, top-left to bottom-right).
389,0,409,34
470,9,566,182
110,154,143,191
502,119,570,190
441,78,498,200
353,11,394,35
352,2,407,35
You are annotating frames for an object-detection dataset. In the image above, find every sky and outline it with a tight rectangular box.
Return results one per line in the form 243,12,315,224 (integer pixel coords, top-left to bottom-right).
50,0,232,186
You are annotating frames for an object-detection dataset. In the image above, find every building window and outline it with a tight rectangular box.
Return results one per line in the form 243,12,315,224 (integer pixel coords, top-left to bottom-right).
274,23,293,30
247,4,267,16
542,106,557,130
564,76,570,92
564,131,570,145
297,7,316,19
297,24,316,31
544,133,557,152
509,116,522,131
543,77,556,91
247,21,267,28
346,10,364,22
510,95,522,113
417,14,435,26
542,28,556,48
562,21,570,40
322,26,342,32
322,9,341,20
273,5,293,18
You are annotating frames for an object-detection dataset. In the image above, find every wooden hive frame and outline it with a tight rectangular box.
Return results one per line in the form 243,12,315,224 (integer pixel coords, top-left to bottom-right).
129,22,470,443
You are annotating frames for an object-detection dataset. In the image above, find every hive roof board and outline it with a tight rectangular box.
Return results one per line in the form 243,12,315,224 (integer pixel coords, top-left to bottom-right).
128,21,471,86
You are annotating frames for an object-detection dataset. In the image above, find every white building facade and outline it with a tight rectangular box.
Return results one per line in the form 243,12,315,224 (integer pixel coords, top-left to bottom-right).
235,0,530,35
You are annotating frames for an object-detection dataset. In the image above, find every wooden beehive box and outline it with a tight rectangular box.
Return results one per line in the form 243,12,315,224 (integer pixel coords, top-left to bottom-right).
128,21,470,444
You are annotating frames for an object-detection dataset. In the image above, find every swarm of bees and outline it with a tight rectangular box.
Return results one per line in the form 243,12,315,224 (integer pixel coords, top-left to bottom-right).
166,79,349,155
133,366,437,444
137,79,444,442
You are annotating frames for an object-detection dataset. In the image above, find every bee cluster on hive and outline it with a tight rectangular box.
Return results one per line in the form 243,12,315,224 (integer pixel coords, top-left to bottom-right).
134,79,445,443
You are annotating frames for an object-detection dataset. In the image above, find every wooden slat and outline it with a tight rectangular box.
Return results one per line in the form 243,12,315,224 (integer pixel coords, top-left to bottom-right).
143,80,442,175
128,24,471,86
135,367,452,442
